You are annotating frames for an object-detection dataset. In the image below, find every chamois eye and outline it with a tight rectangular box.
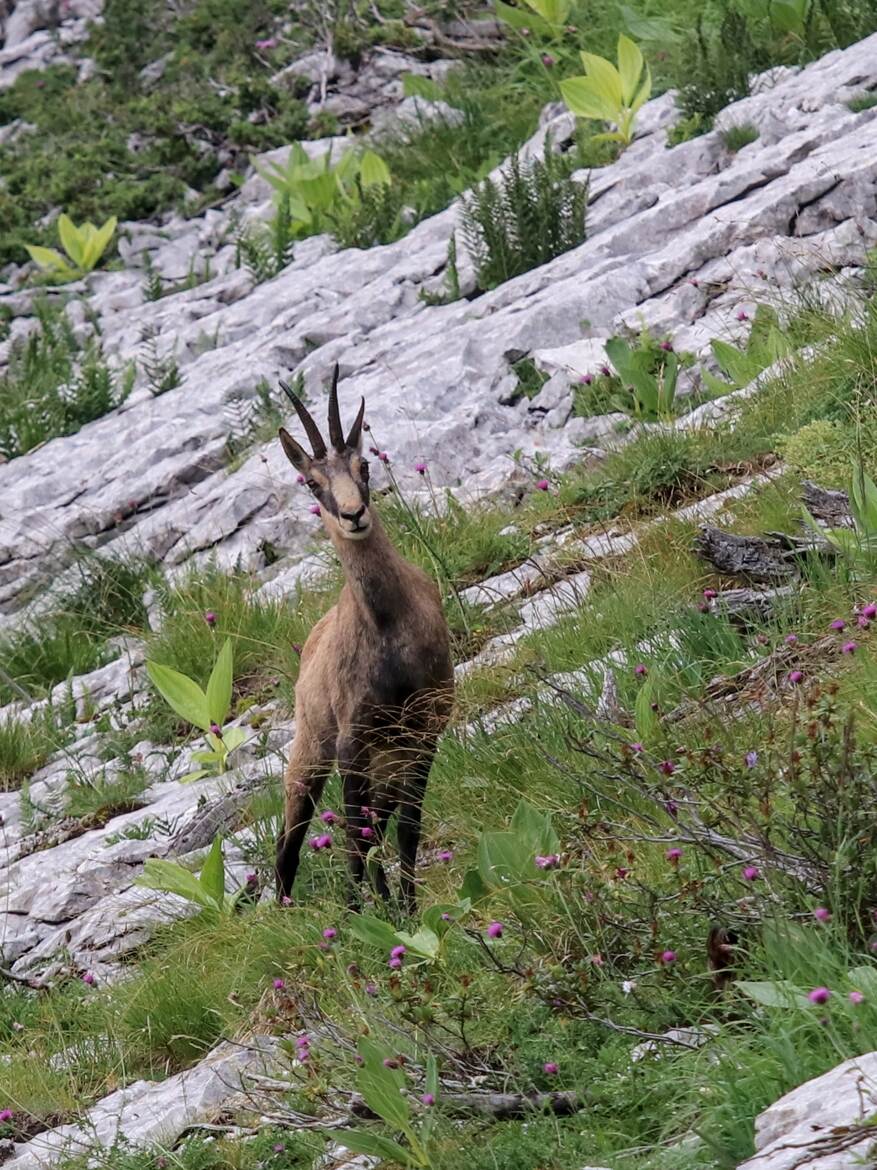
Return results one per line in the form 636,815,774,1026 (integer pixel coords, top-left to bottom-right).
306,479,319,491
360,461,370,480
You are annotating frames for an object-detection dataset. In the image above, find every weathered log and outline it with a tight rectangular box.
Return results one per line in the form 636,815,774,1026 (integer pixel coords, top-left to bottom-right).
694,527,800,580
351,1090,583,1120
801,480,853,527
708,585,796,625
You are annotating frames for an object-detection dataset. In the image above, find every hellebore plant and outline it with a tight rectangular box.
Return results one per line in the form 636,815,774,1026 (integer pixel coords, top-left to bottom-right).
146,638,248,781
135,835,243,918
26,213,117,283
560,35,651,148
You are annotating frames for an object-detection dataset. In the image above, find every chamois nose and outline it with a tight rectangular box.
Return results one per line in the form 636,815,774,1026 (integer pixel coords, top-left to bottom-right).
340,504,366,526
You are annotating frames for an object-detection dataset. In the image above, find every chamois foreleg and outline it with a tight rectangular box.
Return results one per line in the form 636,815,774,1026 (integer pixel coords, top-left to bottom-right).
397,739,438,914
338,736,381,909
276,716,335,900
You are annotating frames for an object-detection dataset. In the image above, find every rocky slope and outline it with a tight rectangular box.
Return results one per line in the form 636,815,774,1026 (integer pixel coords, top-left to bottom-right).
3,10,877,1170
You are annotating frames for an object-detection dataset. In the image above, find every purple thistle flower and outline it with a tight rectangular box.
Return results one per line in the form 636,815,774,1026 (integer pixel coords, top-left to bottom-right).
360,826,374,839
634,663,648,677
788,670,804,685
245,872,258,886
863,602,877,619
209,722,222,737
666,847,683,864
415,462,427,475
320,809,338,824
309,833,332,851
322,927,337,941
255,36,278,50
420,1092,436,1105
658,760,676,776
388,957,402,970
204,611,217,626
660,340,674,352
661,950,677,964
600,364,611,377
438,849,454,862
535,854,560,869
742,865,760,881
0,1109,12,1123
858,615,871,629
309,504,321,516
487,921,504,939
383,1057,401,1069
784,633,798,644
543,1061,559,1074
736,309,749,321
390,945,407,960
630,742,644,753
813,907,831,922
273,1143,285,1153
703,588,717,600
541,52,556,66
665,799,679,818
808,986,831,1004
579,373,593,385
745,750,758,768
842,640,858,654
379,452,390,463
82,971,95,985
536,479,550,491
365,982,378,996
850,990,865,1005
830,618,846,631
296,474,306,485
273,978,285,989
294,1034,310,1049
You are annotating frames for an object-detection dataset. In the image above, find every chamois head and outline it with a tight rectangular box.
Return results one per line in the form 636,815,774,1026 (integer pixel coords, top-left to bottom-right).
278,365,371,541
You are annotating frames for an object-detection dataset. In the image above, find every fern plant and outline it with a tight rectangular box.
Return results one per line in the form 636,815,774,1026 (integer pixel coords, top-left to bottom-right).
673,3,762,128
140,326,183,396
461,138,587,291
235,193,296,283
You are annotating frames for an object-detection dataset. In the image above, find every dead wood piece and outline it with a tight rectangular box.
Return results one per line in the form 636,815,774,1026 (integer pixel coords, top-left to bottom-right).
801,480,853,528
708,585,796,625
694,526,833,580
351,1090,583,1120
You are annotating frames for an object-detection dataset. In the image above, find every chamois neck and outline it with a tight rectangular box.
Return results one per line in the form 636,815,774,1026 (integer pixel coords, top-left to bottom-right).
330,514,409,627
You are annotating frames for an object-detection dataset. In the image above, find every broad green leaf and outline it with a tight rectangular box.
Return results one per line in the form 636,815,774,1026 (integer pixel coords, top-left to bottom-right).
179,768,210,784
510,799,559,857
135,858,221,912
57,214,85,268
523,0,571,23
426,1052,439,1098
458,867,489,903
770,0,808,35
206,638,234,726
847,966,877,995
736,979,811,1009
199,836,226,906
630,65,652,117
559,76,617,123
478,830,530,888
325,1130,415,1165
191,749,222,763
619,4,682,44
851,466,877,534
357,1039,410,1130
494,0,549,31
395,927,440,959
81,215,117,271
348,913,401,951
146,660,210,731
580,51,623,108
634,674,659,740
24,244,74,275
221,726,248,753
359,149,391,188
711,339,760,388
616,35,645,105
402,73,442,100
423,903,466,935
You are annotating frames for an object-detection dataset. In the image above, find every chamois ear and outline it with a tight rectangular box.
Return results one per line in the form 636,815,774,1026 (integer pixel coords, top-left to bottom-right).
278,427,312,474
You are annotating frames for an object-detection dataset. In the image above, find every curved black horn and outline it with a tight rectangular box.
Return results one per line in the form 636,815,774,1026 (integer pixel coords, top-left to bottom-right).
279,379,326,459
327,364,344,452
346,396,366,450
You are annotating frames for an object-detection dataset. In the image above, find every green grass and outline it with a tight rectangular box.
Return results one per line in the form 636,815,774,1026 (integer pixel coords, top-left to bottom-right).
0,709,65,791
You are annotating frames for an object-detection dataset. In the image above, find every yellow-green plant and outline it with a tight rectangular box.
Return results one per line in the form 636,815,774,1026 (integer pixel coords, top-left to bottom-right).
146,638,247,781
560,34,651,147
495,0,571,31
25,214,117,283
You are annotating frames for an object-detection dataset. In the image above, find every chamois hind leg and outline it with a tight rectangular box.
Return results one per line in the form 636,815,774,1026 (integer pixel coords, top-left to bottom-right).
275,715,335,901
397,740,438,914
338,737,377,909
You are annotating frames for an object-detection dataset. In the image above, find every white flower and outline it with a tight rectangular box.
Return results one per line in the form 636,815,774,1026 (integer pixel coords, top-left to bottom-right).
621,979,636,995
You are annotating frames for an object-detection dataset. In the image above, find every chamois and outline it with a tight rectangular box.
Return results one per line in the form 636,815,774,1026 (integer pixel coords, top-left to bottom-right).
274,366,454,910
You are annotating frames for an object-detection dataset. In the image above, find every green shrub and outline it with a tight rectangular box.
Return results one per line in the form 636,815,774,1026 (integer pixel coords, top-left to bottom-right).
0,300,133,461
461,139,587,291
0,710,63,791
672,3,761,129
721,122,759,151
777,418,866,487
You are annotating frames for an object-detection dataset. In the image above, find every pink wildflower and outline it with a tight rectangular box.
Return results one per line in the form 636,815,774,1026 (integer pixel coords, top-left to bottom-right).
808,987,831,1005
486,921,504,939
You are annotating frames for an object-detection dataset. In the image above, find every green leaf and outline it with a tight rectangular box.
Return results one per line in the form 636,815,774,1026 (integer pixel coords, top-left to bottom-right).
426,1052,439,1099
619,4,682,44
559,76,617,123
616,34,644,106
348,913,401,951
478,830,530,888
522,0,571,23
178,768,210,784
851,466,877,534
357,1039,410,1130
359,149,391,188
634,674,659,739
580,50,623,108
711,338,759,388
146,660,210,732
135,858,221,913
736,979,811,1008
206,638,234,727
629,64,652,117
81,215,117,271
24,244,76,277
402,73,443,100
423,903,465,935
57,214,85,268
395,927,440,960
199,836,226,907
325,1130,416,1165
221,726,248,754
458,867,489,903
847,966,877,995
510,799,559,857
494,0,549,31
